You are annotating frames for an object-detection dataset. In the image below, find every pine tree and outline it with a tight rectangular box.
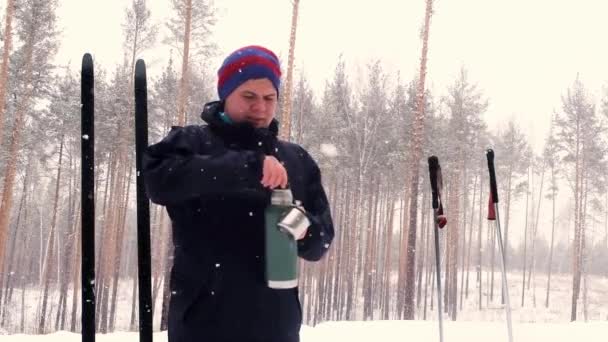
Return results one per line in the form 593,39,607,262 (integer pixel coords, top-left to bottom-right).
554,76,606,321
439,67,487,319
0,0,15,150
543,119,559,308
0,0,59,293
494,120,530,271
166,0,216,125
400,0,434,319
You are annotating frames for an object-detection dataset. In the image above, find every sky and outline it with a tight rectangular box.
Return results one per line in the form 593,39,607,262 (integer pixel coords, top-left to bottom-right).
54,0,608,154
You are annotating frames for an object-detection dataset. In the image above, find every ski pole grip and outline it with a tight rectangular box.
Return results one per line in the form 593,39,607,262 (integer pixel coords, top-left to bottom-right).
428,156,440,209
486,149,499,203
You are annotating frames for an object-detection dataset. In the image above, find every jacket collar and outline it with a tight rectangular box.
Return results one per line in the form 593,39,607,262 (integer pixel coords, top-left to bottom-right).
200,101,280,150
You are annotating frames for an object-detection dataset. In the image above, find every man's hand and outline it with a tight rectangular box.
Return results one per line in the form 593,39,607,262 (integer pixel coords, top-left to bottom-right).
261,156,288,189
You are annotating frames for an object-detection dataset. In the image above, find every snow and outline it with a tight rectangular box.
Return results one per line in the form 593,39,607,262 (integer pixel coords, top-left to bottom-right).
2,321,608,342
320,143,338,157
2,273,605,340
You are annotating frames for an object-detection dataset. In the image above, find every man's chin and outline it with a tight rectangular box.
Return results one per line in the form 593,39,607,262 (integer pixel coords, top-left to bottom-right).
249,120,269,128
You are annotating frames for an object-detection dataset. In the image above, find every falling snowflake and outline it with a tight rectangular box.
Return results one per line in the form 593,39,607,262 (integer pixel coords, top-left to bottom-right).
320,143,338,157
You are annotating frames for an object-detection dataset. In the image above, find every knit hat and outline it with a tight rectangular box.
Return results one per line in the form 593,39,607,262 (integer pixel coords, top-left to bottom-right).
217,45,282,100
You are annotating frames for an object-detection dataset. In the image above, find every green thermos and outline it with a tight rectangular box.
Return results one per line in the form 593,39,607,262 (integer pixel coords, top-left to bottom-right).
265,188,310,289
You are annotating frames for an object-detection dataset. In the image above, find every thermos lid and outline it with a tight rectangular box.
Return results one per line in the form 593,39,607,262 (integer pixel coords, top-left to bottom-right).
271,188,293,205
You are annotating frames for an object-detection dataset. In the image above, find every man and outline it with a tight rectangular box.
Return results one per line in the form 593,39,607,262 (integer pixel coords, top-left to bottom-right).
143,45,334,342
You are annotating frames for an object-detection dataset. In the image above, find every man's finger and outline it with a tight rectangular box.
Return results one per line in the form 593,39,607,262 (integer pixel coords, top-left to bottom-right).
280,168,288,188
261,156,274,187
269,166,282,188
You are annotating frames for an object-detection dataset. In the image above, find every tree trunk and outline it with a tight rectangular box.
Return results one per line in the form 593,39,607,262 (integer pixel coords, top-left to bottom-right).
477,174,483,310
38,137,65,333
459,169,469,311
545,166,556,308
338,179,353,320
56,156,79,332
464,175,477,301
70,201,82,332
345,179,358,320
570,129,582,321
448,168,461,320
160,215,173,330
95,155,117,328
381,196,395,320
363,178,380,320
279,0,300,140
0,0,15,149
580,174,588,321
130,273,138,330
416,188,428,311
0,26,35,283
99,155,127,332
59,155,78,331
151,207,163,317
109,164,133,331
176,0,192,126
0,166,27,324
402,0,434,320
528,166,545,307
521,167,530,307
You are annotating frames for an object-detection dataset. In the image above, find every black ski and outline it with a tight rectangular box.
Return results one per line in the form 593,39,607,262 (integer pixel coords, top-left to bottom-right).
81,53,95,342
135,59,153,342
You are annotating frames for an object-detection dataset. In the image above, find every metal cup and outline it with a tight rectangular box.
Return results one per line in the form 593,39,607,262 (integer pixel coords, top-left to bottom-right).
278,207,310,240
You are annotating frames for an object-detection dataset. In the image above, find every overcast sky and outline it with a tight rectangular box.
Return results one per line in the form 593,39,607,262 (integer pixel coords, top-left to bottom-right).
56,0,608,153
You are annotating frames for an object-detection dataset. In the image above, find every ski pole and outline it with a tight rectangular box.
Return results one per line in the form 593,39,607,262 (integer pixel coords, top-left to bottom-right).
81,53,96,342
428,156,446,342
135,59,153,342
486,149,514,342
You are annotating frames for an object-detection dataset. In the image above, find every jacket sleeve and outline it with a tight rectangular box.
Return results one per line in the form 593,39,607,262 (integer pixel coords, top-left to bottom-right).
297,149,335,261
142,125,266,206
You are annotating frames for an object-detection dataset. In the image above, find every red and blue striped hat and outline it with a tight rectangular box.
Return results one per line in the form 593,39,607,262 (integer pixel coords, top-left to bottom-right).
217,45,282,100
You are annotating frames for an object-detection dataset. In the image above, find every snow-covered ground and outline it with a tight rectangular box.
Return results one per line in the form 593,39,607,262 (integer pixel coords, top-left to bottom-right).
2,321,608,342
1,272,606,341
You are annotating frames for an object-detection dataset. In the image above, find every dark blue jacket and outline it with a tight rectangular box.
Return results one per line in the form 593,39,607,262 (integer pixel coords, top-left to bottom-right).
143,101,334,342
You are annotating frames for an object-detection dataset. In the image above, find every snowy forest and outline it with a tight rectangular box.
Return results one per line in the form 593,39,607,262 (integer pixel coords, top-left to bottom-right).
0,0,607,338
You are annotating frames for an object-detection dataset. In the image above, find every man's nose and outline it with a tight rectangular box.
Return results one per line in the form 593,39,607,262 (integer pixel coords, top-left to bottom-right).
250,98,266,113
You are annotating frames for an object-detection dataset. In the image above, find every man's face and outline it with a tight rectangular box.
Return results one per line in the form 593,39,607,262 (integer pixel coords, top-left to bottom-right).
224,78,278,128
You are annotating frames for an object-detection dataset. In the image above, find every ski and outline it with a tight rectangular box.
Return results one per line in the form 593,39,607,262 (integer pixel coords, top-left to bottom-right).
81,53,96,342
427,156,445,342
486,149,514,342
134,59,153,342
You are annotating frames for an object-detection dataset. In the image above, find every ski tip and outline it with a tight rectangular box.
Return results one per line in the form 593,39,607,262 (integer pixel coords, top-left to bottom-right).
135,59,146,76
82,53,93,70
